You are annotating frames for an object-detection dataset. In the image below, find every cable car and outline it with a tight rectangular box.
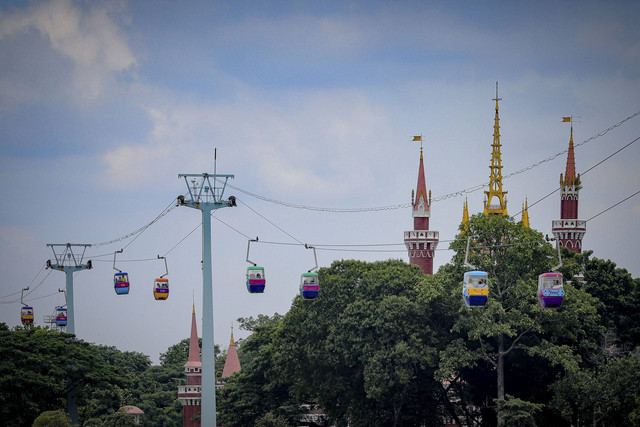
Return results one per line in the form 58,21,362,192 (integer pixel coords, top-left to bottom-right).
114,272,130,295
245,239,266,293
462,236,489,307
154,278,169,300
537,272,564,309
21,306,34,325
463,271,489,307
113,249,130,295
246,266,266,293
56,307,67,326
300,272,319,299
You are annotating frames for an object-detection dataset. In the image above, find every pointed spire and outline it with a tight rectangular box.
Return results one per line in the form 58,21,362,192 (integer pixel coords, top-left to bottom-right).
185,304,201,368
564,123,578,186
221,325,241,379
483,82,508,216
522,198,530,228
461,197,470,231
413,146,431,218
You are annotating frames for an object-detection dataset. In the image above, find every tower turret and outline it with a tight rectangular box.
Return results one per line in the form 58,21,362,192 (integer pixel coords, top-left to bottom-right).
483,82,508,216
552,117,586,252
177,305,202,427
404,137,439,274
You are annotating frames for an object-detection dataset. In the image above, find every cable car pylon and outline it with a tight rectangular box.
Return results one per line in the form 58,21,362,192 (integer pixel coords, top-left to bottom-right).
45,242,92,426
177,149,236,427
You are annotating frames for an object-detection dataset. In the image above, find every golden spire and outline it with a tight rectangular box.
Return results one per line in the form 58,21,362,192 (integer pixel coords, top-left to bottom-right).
461,197,470,231
483,82,508,216
522,198,530,228
229,324,235,346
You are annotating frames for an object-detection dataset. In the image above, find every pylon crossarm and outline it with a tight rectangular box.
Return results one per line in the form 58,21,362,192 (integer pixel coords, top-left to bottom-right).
47,243,91,268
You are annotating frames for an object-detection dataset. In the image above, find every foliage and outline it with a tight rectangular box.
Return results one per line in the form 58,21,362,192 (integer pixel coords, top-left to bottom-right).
31,410,72,427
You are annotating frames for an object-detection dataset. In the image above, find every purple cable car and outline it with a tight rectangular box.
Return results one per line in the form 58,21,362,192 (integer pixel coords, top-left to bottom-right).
246,266,266,293
114,272,130,295
537,272,564,309
56,307,67,326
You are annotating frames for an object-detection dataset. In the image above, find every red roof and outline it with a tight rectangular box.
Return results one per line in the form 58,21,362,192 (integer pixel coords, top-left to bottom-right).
221,333,241,378
185,305,202,368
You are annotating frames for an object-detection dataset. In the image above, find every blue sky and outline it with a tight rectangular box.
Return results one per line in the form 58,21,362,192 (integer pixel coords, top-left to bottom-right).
1,0,639,363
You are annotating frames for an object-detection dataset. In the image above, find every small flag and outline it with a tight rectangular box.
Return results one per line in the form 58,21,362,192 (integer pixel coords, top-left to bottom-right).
412,136,422,141
562,117,571,122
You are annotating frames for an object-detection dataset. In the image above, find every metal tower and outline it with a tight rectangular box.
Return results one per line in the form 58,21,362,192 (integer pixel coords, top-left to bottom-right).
45,243,92,425
45,243,92,335
178,156,236,427
483,82,508,216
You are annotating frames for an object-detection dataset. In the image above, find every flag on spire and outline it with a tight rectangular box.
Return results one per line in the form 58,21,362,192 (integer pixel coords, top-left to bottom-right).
562,117,572,122
412,136,422,141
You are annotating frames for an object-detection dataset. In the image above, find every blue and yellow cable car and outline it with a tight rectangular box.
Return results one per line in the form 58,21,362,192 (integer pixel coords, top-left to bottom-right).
463,271,489,307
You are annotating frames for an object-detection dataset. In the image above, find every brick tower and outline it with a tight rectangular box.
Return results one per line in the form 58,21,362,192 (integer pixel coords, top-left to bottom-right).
552,117,586,252
177,305,202,427
404,137,439,275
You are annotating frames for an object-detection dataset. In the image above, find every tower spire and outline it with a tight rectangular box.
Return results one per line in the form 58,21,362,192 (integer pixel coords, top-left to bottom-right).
221,325,241,379
404,135,439,275
461,197,470,231
522,198,530,228
483,82,508,216
178,305,203,427
552,116,586,252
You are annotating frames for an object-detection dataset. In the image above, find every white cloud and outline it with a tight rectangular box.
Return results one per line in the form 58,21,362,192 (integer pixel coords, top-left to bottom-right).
0,0,135,101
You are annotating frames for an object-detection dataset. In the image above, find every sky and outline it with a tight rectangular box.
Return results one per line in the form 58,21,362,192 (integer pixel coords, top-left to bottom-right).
0,0,639,364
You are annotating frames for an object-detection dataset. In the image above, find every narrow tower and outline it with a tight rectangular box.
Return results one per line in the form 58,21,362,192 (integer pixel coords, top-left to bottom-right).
177,305,202,427
483,82,508,216
404,136,439,275
552,117,586,252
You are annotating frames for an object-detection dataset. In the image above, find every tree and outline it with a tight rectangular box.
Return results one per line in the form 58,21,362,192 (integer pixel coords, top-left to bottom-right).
272,259,444,427
439,214,602,426
31,410,71,427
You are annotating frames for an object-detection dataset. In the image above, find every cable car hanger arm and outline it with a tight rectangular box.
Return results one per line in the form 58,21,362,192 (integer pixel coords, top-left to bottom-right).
463,235,479,270
246,237,259,266
113,249,123,273
305,244,318,273
158,255,169,278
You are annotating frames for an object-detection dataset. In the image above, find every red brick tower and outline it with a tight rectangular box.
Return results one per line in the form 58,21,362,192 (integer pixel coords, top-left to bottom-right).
177,305,202,427
404,138,439,274
552,117,586,252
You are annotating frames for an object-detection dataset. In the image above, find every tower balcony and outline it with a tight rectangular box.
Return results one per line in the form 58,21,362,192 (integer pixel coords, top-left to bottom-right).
404,230,439,250
551,219,586,232
177,384,202,403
